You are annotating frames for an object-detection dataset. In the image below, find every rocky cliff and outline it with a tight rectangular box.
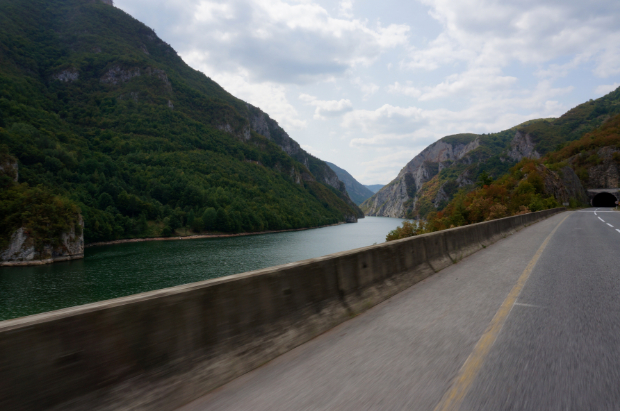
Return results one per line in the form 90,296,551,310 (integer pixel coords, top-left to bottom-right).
0,155,18,182
1,217,84,266
362,128,562,218
1,159,84,266
507,131,540,161
361,135,482,217
568,146,620,189
537,165,589,205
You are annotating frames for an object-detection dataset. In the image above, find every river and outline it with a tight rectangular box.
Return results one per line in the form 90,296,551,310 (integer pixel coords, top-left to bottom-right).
0,216,405,321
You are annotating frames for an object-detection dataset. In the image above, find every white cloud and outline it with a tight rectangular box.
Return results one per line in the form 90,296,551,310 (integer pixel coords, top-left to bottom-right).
338,0,354,18
387,81,421,98
418,68,518,101
595,82,620,96
342,104,426,134
357,149,421,184
351,77,379,99
164,0,410,84
407,0,620,78
344,80,571,150
299,94,353,119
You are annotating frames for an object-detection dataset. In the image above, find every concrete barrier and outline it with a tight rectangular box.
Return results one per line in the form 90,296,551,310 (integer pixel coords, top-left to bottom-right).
0,208,566,411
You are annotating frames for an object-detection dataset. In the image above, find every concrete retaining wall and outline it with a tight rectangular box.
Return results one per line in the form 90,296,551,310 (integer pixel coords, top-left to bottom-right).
0,208,565,411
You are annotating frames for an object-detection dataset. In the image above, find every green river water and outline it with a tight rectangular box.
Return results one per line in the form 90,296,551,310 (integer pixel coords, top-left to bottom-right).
0,216,405,321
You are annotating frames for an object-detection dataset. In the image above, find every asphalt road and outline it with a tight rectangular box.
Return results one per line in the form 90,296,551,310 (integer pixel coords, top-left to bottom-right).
179,209,620,411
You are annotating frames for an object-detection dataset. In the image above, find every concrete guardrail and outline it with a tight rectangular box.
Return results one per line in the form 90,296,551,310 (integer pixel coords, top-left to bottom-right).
0,208,565,410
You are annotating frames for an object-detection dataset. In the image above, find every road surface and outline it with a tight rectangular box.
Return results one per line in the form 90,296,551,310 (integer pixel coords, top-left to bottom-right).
179,208,620,411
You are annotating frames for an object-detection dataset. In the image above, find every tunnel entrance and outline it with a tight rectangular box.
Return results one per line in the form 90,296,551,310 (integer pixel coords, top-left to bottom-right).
592,192,618,207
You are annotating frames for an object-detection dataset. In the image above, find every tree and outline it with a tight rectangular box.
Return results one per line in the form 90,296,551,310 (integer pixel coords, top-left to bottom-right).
215,208,231,232
202,208,217,230
191,217,204,232
476,171,493,187
98,193,114,210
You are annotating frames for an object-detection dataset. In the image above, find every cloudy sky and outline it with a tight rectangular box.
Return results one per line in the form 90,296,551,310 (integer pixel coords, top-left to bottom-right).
116,0,620,185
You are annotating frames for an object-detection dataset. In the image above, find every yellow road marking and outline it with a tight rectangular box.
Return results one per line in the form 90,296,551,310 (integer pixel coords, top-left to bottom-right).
433,212,571,411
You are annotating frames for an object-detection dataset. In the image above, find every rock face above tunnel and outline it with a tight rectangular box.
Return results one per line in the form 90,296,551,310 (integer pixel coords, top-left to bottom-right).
578,147,620,189
537,165,589,205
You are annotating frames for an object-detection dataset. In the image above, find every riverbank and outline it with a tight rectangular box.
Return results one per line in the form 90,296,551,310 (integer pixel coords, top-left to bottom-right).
1,223,349,267
85,222,346,249
0,254,84,267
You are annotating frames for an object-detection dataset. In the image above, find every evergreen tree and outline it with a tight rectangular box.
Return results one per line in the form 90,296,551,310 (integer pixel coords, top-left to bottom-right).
215,208,230,232
202,208,217,230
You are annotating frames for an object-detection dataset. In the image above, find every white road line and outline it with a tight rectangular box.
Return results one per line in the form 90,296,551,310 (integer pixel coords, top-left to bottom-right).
595,212,598,215
514,302,543,308
608,223,614,227
599,217,605,222
617,229,620,233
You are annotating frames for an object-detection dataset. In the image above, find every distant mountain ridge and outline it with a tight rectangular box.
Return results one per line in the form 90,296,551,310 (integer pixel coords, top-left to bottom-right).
365,184,384,193
326,162,375,205
361,87,620,218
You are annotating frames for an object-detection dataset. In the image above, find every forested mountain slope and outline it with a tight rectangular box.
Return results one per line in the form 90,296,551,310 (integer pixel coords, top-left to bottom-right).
0,0,361,248
326,162,375,205
362,87,620,218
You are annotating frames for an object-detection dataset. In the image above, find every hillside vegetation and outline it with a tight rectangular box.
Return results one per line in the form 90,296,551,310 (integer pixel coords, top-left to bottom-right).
0,0,359,245
387,159,560,241
387,112,620,241
546,112,620,186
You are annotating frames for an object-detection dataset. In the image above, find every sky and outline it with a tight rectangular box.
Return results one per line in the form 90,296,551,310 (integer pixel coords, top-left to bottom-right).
115,0,620,185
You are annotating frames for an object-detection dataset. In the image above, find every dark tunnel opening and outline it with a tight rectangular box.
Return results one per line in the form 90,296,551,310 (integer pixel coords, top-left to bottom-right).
592,192,618,207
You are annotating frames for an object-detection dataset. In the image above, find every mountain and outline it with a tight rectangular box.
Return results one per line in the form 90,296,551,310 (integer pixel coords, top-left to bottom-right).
326,162,375,205
365,184,384,193
386,114,620,240
361,87,620,218
0,0,362,248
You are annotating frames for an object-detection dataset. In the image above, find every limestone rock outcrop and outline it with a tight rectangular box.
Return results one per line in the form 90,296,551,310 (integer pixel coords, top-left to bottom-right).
508,131,540,162
571,147,620,189
537,165,589,205
361,137,480,218
362,128,551,218
0,155,18,182
52,68,79,83
1,217,84,266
